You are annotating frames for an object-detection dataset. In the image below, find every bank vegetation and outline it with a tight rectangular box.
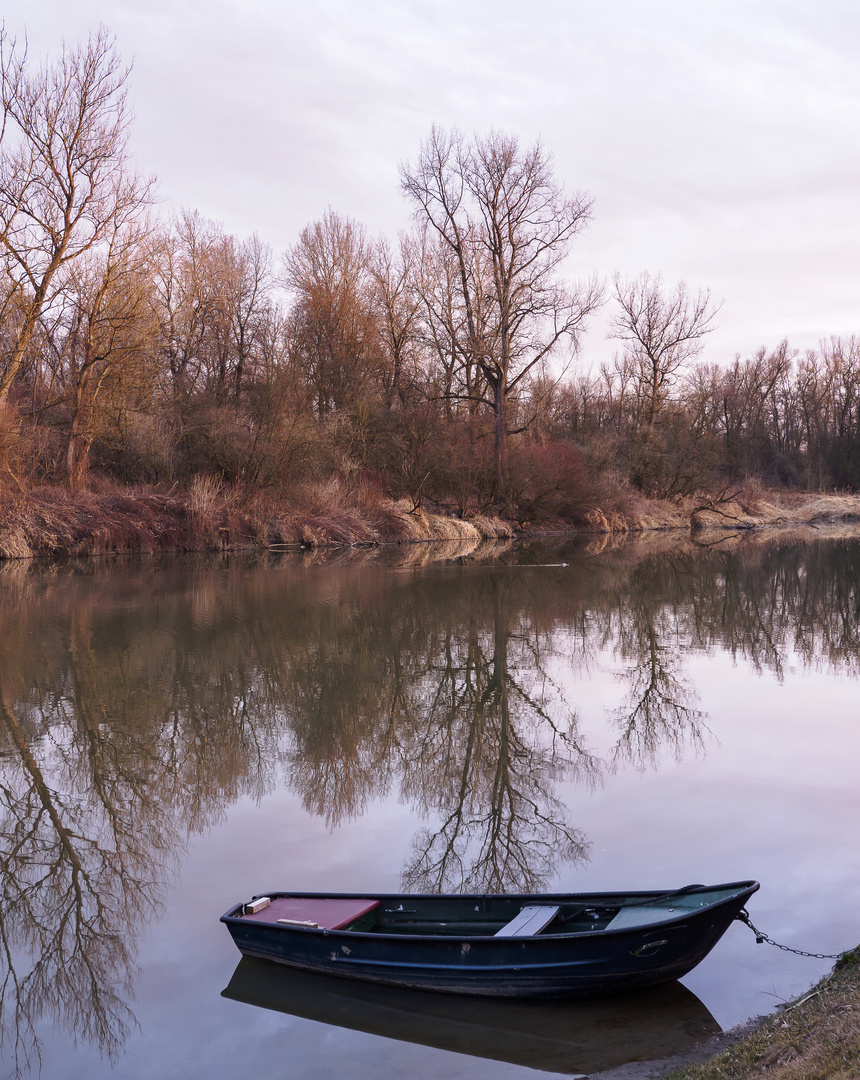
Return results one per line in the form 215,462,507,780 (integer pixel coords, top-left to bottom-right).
2,29,860,559
664,947,860,1080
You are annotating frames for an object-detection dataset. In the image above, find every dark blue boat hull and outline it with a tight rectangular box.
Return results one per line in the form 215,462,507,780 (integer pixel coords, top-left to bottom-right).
221,882,759,998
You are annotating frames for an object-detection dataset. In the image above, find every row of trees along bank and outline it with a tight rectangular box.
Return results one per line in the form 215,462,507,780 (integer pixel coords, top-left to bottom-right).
1,28,858,525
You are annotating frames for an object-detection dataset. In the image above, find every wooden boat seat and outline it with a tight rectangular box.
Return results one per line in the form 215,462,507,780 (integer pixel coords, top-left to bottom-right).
494,904,560,938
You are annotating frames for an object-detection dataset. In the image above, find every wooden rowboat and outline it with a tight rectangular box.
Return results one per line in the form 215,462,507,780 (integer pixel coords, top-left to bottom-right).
221,880,758,998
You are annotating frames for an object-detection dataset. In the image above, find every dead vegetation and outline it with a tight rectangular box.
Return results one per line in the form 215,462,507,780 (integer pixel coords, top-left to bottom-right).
578,490,860,536
688,491,860,534
663,947,860,1080
0,480,515,560
2,480,860,562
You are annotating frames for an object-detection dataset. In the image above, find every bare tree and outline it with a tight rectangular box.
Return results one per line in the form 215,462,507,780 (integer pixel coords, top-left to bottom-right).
42,221,157,487
222,232,275,404
152,210,225,397
716,341,794,480
610,271,719,429
368,233,421,408
409,223,477,420
401,126,602,496
0,27,153,406
282,209,380,417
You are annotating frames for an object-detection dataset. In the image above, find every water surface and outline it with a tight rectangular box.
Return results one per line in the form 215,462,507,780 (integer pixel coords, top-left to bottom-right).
0,536,858,1078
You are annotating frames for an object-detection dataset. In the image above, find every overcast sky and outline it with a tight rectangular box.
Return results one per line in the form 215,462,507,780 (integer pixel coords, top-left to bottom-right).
13,0,860,368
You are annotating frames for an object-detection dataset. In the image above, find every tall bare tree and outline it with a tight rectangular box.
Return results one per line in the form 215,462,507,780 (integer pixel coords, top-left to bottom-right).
412,220,485,420
221,232,275,404
401,126,602,495
0,27,154,407
283,210,380,417
368,233,421,408
153,210,225,397
610,271,719,429
43,221,157,487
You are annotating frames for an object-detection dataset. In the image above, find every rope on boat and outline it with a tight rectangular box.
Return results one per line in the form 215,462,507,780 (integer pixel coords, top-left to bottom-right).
736,909,844,960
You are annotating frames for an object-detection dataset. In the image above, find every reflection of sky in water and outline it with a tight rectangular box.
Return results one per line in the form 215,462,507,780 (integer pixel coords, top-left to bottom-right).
3,539,860,1079
553,641,860,1028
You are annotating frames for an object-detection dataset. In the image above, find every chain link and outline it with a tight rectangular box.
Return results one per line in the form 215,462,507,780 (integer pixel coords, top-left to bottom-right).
736,909,844,960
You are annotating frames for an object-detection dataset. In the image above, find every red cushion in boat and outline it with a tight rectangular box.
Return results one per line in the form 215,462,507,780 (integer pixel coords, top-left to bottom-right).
241,896,380,929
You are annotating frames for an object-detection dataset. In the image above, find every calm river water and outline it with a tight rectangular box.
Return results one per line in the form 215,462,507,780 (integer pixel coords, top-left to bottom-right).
0,535,858,1079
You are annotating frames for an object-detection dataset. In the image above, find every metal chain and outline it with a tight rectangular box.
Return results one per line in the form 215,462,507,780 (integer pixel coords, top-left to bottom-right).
736,909,844,960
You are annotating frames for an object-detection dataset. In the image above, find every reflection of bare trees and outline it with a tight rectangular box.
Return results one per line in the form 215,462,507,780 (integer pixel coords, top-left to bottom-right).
0,572,281,1074
282,627,401,826
0,687,164,1073
595,541,860,768
1,538,859,1069
717,544,860,679
610,616,707,768
270,570,599,891
400,584,597,893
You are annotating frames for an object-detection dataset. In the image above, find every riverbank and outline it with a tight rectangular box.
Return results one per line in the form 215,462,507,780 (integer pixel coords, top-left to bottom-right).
657,945,860,1080
599,489,860,534
593,947,860,1080
0,481,516,559
1,482,860,560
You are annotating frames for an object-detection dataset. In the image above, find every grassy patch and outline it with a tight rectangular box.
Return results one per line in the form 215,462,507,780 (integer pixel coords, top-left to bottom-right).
664,948,860,1080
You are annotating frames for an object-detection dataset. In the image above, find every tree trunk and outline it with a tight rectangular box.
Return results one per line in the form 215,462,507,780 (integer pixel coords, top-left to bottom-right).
493,377,507,498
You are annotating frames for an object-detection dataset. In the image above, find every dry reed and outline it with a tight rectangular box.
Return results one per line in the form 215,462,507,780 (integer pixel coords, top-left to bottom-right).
4,484,860,561
664,947,860,1080
0,482,518,560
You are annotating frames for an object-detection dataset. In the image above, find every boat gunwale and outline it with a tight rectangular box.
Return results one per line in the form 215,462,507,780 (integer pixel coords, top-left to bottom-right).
220,880,759,943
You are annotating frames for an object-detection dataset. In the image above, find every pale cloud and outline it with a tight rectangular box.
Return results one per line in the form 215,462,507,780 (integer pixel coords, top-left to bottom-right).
12,0,860,363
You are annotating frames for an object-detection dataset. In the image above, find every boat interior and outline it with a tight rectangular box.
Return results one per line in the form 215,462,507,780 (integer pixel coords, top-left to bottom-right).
231,888,739,938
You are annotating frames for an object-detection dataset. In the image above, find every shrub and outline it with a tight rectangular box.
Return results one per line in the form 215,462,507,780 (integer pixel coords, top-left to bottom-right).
507,439,595,524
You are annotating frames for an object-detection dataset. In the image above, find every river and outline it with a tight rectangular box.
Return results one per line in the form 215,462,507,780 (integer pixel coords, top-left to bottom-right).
0,534,858,1078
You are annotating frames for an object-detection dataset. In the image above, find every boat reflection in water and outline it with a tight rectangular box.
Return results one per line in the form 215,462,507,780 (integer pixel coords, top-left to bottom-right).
222,956,721,1076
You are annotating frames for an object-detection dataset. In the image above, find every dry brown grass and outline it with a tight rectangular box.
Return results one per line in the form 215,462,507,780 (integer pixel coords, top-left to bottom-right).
0,481,517,560
664,948,860,1080
564,489,860,538
690,493,860,533
626,497,691,531
0,486,181,558
793,494,860,523
261,481,516,549
0,482,269,558
470,514,517,539
5,480,858,561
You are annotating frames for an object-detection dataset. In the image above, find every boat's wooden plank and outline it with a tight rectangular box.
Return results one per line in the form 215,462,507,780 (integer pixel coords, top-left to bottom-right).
241,897,380,929
494,905,560,938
